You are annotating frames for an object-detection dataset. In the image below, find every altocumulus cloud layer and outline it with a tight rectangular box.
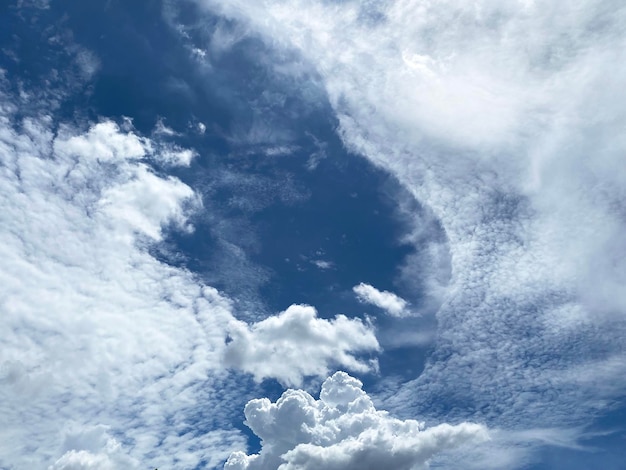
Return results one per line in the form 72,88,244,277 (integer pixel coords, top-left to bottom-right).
0,64,380,467
182,0,626,466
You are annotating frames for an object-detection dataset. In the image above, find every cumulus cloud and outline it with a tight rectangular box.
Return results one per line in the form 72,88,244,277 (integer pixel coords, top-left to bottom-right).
48,426,137,470
353,282,412,317
225,371,488,470
224,305,380,387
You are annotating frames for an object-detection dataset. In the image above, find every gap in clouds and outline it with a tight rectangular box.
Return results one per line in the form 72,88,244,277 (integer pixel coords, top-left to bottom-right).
152,2,451,336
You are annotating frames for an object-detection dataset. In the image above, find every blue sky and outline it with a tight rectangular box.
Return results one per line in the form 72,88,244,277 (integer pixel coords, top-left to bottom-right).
1,1,625,469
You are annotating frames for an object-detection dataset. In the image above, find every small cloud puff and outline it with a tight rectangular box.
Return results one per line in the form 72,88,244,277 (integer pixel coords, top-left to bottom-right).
353,283,413,317
225,371,488,470
312,259,334,270
223,305,380,387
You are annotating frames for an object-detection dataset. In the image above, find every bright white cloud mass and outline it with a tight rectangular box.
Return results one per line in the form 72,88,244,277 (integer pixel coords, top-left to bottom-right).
3,0,626,468
225,372,488,470
224,304,380,387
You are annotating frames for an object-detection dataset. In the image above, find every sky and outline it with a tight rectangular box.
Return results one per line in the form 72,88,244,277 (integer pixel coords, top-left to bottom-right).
1,0,625,469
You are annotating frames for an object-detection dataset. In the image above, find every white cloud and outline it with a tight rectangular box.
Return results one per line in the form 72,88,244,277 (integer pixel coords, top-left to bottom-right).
150,119,199,167
353,282,412,317
49,451,116,470
0,104,241,468
224,305,380,387
428,426,591,470
225,371,488,470
312,259,333,270
17,0,51,10
153,117,180,137
156,145,198,167
48,426,137,470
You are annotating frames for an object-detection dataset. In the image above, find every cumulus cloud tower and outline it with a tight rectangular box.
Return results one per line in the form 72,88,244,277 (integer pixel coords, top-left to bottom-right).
226,372,488,470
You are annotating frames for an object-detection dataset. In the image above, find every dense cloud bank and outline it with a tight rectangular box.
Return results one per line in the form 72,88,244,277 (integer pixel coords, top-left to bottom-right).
226,372,487,470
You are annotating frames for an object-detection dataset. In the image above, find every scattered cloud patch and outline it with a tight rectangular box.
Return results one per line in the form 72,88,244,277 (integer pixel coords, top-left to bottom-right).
312,259,334,270
223,305,380,387
353,283,412,317
264,145,298,156
156,145,198,167
225,371,488,469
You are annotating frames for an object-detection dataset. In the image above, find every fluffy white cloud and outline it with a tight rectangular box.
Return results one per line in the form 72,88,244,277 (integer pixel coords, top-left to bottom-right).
353,283,411,317
225,371,488,470
224,305,380,387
